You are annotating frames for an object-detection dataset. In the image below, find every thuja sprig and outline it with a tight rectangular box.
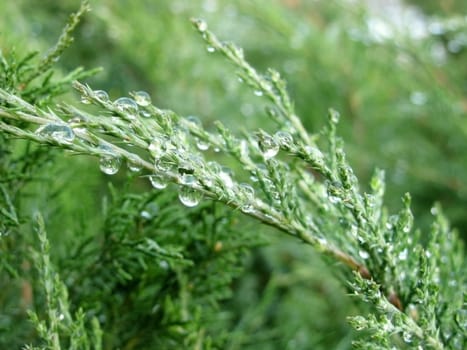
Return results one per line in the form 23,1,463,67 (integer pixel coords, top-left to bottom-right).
0,17,464,349
26,213,102,350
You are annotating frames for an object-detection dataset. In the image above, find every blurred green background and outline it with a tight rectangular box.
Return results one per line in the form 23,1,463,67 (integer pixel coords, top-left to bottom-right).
1,0,465,348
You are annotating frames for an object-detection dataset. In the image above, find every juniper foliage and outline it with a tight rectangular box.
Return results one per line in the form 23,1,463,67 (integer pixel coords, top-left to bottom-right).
0,1,465,349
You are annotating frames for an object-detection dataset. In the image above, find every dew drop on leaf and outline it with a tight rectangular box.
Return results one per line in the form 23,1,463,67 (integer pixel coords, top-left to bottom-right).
94,90,109,102
139,110,151,118
195,138,210,151
274,131,293,149
186,115,202,127
127,159,142,172
178,186,202,207
258,135,279,159
99,156,121,175
35,123,75,144
114,97,138,116
149,174,168,189
148,138,164,159
133,91,151,106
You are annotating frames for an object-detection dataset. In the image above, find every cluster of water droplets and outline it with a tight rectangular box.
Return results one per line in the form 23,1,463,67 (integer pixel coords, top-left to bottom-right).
35,123,75,144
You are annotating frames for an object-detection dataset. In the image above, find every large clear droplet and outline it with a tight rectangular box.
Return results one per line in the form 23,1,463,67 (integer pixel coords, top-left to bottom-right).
114,97,138,117
149,174,168,189
94,90,109,102
133,91,151,106
258,136,279,159
99,156,121,175
274,131,293,150
35,123,75,144
178,186,201,207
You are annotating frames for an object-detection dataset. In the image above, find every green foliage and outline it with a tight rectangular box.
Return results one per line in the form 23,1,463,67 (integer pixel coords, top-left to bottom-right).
0,1,466,349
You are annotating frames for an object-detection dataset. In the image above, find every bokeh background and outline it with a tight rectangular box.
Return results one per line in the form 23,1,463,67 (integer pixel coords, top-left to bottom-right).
1,0,465,348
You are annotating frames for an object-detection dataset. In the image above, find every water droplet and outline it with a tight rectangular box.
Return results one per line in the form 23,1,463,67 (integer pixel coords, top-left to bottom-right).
35,123,75,144
430,206,438,215
219,167,234,188
186,115,202,127
99,156,121,175
258,135,279,159
149,174,168,189
206,45,216,53
58,313,65,321
178,186,201,207
139,110,151,118
194,19,208,32
274,131,293,149
149,138,165,160
94,90,109,102
155,155,174,173
359,250,370,259
114,97,138,117
254,89,263,96
181,174,197,185
305,146,324,162
127,159,142,172
239,183,255,213
195,138,210,151
133,91,151,106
